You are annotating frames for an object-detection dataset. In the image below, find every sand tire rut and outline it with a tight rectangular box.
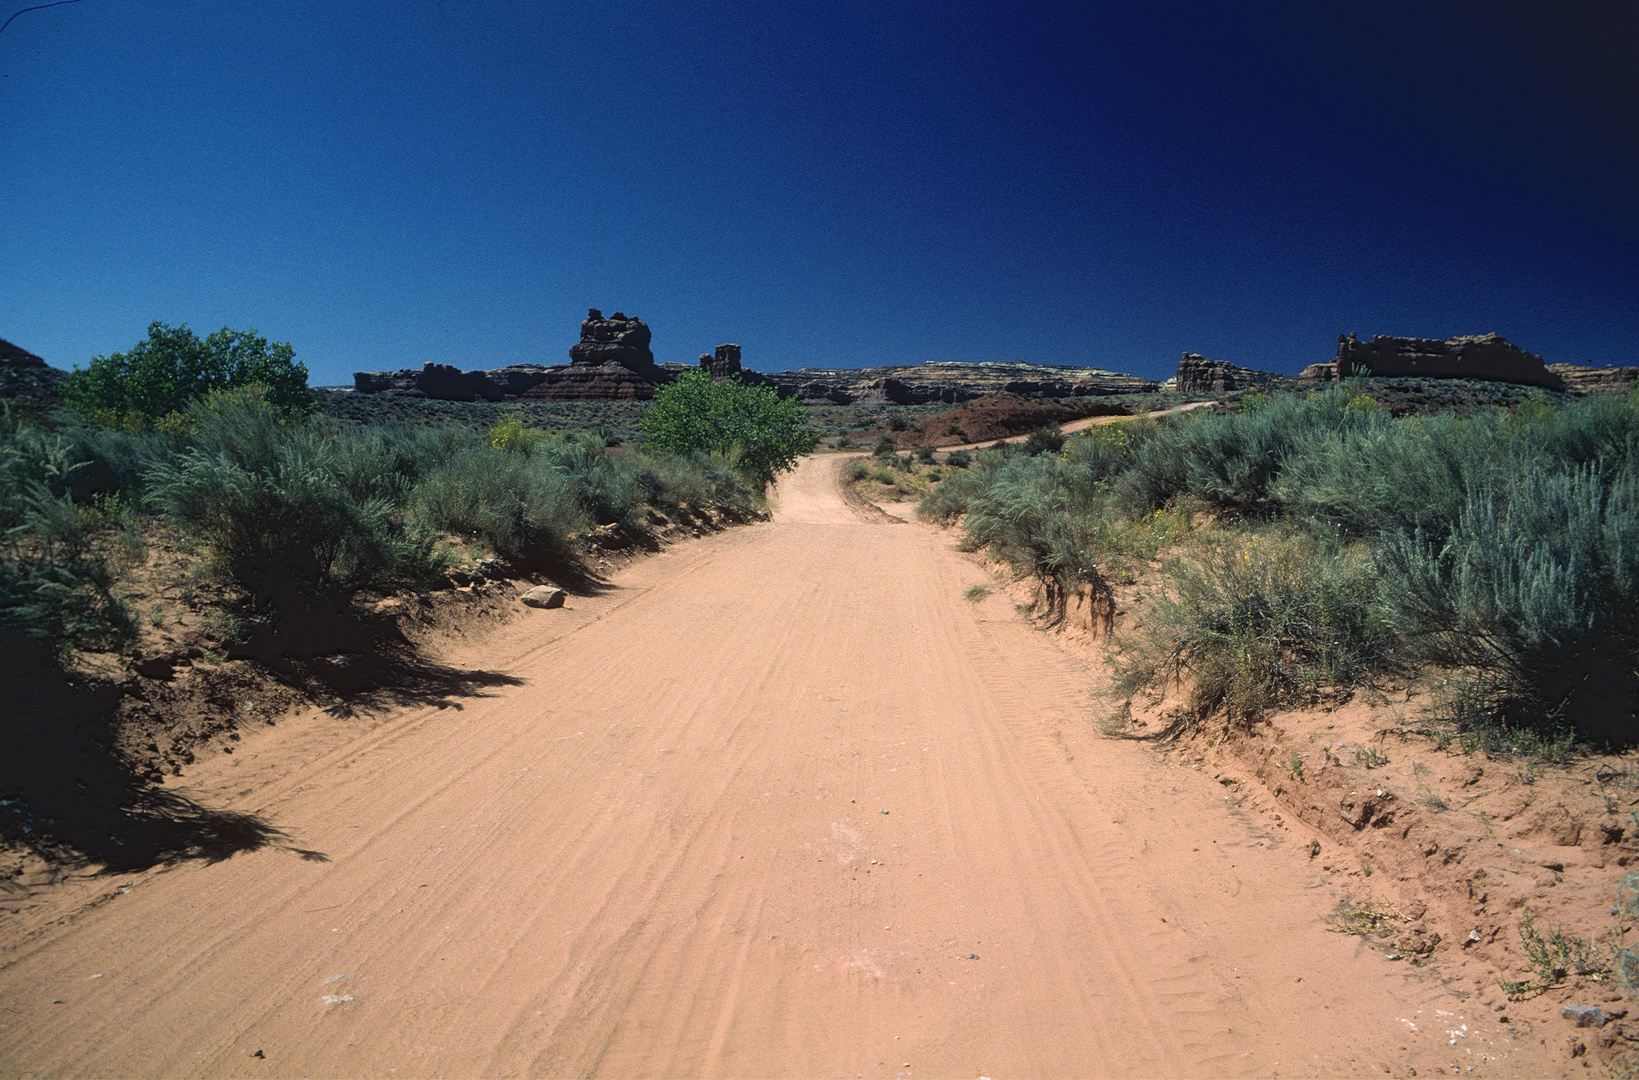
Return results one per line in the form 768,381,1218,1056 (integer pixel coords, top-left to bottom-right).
0,455,1559,1077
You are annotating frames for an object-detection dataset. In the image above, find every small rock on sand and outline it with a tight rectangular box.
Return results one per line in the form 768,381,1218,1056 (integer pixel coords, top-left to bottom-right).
1563,1004,1609,1027
521,586,566,609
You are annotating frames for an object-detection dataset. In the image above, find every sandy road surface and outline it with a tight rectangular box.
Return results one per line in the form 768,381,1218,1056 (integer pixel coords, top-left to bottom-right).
1,456,1553,1077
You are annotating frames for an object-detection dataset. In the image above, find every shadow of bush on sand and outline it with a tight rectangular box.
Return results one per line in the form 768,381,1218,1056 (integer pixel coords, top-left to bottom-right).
1,609,522,873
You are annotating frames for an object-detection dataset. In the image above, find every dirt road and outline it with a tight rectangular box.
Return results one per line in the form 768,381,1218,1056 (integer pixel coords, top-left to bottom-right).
939,400,1215,454
0,456,1555,1077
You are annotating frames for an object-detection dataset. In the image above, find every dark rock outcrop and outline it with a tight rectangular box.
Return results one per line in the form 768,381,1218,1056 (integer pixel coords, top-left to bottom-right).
1174,353,1291,393
1336,332,1561,389
348,314,1161,405
518,363,664,401
570,309,659,375
700,344,743,378
353,307,672,402
0,338,66,409
351,362,557,401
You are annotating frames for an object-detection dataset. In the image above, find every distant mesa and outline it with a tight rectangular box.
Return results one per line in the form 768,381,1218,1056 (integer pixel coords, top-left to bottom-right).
761,363,1156,405
353,308,673,402
1186,333,1636,396
349,310,1159,404
348,315,1635,408
1549,361,1639,395
1330,331,1561,389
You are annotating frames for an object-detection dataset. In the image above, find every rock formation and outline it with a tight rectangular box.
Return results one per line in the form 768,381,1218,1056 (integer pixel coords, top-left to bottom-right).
570,309,658,375
352,307,672,402
700,344,742,378
0,338,65,409
348,314,1162,405
518,364,664,401
1335,332,1561,389
352,362,555,401
763,362,1156,405
1173,353,1290,393
1547,363,1639,396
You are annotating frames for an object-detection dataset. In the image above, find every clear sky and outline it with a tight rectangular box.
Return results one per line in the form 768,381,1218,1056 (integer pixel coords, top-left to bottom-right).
2,1,1634,386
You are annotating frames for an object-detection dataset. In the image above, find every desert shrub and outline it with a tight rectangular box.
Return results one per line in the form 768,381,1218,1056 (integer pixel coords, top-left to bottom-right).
950,453,1103,615
1060,420,1146,486
887,412,911,432
1376,462,1639,737
0,408,134,650
915,444,935,463
1269,412,1496,537
633,450,758,517
146,390,444,600
873,436,898,456
62,321,309,427
1112,533,1398,731
0,485,135,652
843,459,870,483
917,450,1003,522
640,371,813,486
539,433,644,532
1022,424,1065,456
945,450,972,468
409,449,582,564
489,415,544,456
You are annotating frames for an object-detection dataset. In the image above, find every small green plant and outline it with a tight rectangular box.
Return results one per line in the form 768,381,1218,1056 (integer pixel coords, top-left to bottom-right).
1353,746,1390,769
1499,909,1608,999
963,584,991,603
874,436,898,456
945,450,972,469
915,444,935,463
945,421,966,438
1286,750,1304,779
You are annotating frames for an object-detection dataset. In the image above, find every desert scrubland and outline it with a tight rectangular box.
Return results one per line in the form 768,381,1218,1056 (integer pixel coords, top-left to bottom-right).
3,366,1637,1076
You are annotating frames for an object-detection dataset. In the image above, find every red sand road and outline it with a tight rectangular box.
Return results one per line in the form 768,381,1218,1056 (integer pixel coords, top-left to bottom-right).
0,455,1557,1077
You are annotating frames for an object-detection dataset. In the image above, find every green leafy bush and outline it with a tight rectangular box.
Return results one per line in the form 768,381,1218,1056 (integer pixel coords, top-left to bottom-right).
62,321,310,428
640,372,812,486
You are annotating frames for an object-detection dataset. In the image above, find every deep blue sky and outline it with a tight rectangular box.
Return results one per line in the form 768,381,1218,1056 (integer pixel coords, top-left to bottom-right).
3,1,1634,385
